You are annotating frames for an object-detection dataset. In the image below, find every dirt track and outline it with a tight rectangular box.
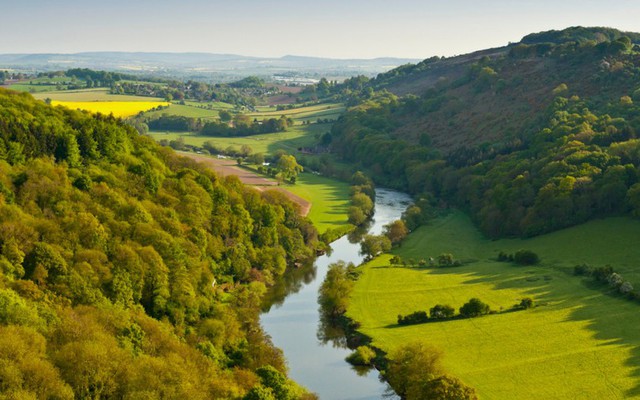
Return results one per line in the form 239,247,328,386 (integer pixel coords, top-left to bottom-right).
179,152,311,216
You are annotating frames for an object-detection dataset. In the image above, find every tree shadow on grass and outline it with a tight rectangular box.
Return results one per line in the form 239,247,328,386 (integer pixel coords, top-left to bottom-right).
416,261,640,397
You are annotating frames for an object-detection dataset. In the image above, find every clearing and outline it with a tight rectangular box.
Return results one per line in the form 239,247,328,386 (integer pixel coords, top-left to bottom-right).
348,211,640,399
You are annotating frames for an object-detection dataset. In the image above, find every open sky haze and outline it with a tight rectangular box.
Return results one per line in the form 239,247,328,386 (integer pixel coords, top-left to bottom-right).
3,0,640,59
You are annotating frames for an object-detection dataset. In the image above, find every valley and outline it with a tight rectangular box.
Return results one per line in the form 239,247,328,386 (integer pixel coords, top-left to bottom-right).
2,24,640,400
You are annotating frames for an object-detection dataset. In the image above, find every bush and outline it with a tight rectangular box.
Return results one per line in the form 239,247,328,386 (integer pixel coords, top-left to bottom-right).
430,304,455,320
519,298,534,309
619,281,634,295
437,253,454,267
592,265,614,282
513,249,539,265
459,298,490,318
398,311,429,326
573,264,592,275
345,345,377,366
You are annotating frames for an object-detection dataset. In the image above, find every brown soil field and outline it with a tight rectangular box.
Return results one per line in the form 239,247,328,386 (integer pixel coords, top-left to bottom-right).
179,152,311,216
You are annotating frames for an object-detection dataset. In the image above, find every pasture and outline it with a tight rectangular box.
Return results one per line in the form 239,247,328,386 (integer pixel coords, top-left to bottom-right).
348,211,640,399
282,173,352,234
33,88,164,102
148,123,326,155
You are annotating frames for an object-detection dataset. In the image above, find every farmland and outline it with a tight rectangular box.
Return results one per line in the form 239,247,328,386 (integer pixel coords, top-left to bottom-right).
148,123,326,156
281,172,352,234
348,211,640,399
33,88,164,102
51,100,169,118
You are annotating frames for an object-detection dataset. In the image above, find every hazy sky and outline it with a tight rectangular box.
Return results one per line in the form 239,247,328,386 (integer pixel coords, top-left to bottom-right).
3,0,640,59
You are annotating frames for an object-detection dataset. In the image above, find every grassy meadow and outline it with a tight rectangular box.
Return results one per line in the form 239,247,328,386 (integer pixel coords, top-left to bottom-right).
33,88,164,102
348,211,640,399
149,123,326,155
281,173,352,234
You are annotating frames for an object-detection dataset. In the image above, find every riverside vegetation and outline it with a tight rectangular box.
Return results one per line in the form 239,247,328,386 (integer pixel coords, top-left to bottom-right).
6,25,640,399
315,27,640,399
0,88,320,399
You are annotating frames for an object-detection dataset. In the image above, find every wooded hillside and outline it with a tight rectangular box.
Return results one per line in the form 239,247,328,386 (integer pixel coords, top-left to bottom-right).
0,88,317,398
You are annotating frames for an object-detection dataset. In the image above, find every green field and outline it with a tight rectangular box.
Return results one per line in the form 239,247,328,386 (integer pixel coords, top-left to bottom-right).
249,103,345,123
149,123,326,155
281,173,352,234
33,88,164,102
348,211,640,399
144,103,225,120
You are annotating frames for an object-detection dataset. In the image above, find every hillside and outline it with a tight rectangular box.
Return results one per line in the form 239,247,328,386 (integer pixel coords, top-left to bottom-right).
366,26,640,153
0,88,319,398
327,27,640,237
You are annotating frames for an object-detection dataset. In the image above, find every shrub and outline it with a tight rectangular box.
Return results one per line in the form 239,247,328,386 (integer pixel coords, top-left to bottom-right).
497,251,509,262
619,281,634,295
592,265,614,282
513,249,539,265
345,345,377,366
519,298,534,309
430,304,455,320
459,298,490,318
607,272,624,288
398,311,429,326
573,264,592,275
437,253,454,267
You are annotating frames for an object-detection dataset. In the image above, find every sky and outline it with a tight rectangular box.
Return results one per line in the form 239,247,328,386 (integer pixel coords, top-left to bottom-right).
3,0,640,59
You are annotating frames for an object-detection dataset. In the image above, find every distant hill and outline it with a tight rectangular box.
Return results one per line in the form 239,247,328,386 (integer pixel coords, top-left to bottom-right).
0,52,420,82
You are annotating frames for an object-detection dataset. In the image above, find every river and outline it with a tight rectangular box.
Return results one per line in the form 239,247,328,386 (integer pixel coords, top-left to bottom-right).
261,188,412,400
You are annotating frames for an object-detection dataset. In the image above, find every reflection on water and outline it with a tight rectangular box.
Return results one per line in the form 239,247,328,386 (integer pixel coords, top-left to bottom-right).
261,189,411,400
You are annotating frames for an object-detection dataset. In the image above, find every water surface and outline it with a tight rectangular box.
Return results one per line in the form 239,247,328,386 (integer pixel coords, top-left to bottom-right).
261,188,412,399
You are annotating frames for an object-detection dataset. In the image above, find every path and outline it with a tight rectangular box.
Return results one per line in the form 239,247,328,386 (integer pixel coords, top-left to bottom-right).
179,152,311,216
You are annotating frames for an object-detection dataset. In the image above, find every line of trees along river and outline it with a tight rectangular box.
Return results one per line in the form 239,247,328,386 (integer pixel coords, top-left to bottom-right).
261,188,412,400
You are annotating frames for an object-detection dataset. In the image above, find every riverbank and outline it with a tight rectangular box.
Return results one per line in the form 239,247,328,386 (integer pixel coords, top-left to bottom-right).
261,188,411,399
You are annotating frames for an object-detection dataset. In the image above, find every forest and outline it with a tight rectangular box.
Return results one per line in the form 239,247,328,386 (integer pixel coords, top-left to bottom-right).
0,88,319,399
328,32,640,237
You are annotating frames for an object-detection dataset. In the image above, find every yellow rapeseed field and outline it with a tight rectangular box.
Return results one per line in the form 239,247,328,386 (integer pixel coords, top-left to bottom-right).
51,101,169,118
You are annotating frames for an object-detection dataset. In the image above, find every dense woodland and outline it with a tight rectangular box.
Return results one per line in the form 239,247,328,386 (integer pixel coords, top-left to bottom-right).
328,29,640,237
0,88,319,399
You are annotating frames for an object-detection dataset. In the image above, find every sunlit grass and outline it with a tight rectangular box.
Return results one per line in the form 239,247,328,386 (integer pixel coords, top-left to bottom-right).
282,173,352,234
348,211,640,399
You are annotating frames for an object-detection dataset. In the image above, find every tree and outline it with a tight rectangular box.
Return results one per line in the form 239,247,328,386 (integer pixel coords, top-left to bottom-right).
240,144,253,157
276,154,303,183
359,234,391,260
459,298,490,318
513,249,539,265
348,206,367,226
519,298,534,309
351,192,374,216
430,304,455,320
249,152,265,166
385,342,444,400
345,345,376,366
421,375,478,400
384,220,409,245
437,253,454,267
318,261,356,317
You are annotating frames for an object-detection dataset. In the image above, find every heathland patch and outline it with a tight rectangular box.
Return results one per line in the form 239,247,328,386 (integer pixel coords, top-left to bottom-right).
348,211,640,399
